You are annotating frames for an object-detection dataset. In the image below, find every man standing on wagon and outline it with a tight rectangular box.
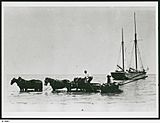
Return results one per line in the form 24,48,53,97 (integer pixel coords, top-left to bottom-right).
84,70,93,83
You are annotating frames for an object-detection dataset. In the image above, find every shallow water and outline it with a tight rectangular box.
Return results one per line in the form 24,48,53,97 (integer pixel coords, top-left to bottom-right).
3,74,157,112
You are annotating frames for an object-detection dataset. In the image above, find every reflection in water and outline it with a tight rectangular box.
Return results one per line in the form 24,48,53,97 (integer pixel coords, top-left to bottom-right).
4,74,157,112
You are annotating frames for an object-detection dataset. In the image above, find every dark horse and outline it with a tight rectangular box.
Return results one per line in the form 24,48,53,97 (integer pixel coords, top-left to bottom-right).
72,76,95,92
44,77,71,92
10,77,43,92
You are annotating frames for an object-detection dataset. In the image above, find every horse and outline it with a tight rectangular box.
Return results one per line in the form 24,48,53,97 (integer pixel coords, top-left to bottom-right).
44,77,71,92
72,76,94,92
73,77,86,91
10,77,43,92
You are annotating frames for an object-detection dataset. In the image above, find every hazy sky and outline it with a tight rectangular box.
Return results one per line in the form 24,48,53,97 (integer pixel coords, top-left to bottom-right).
3,6,157,74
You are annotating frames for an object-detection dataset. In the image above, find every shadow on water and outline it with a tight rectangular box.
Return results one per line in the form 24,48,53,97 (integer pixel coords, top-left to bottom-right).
51,90,68,95
50,89,99,95
17,89,124,96
100,91,123,96
70,91,99,95
18,91,43,95
7,74,156,112
19,91,30,94
50,90,124,98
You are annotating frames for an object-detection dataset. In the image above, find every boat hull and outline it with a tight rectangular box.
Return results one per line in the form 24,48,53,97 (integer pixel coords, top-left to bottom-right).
111,71,147,80
111,72,128,80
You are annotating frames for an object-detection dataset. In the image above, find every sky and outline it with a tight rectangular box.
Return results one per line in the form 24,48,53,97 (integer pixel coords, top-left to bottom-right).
3,5,157,74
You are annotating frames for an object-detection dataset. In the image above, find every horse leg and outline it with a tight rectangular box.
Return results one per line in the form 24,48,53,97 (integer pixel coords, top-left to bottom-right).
40,86,42,92
67,87,71,92
25,88,27,92
38,87,42,92
67,84,71,92
76,83,79,91
35,88,38,92
38,84,42,92
40,88,42,92
52,88,55,92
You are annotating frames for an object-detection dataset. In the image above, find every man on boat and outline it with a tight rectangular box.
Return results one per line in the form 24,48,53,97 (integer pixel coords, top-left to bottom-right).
105,75,111,86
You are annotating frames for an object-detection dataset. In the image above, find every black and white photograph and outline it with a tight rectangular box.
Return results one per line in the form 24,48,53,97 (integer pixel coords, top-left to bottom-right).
1,2,158,119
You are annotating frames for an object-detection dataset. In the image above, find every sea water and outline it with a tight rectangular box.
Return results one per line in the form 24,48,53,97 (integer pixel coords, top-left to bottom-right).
3,74,157,113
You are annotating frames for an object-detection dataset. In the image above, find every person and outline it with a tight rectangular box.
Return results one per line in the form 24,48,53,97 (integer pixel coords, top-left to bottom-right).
84,70,89,77
84,70,90,83
106,75,111,86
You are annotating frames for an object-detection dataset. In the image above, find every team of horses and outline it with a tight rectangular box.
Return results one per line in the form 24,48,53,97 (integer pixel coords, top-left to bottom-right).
10,76,121,93
11,77,42,92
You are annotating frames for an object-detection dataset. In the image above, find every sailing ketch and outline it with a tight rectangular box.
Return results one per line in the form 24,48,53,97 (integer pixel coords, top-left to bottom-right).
111,13,148,80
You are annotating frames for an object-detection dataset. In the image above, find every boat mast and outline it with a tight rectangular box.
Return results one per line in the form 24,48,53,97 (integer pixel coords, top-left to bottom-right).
122,28,125,71
134,12,138,71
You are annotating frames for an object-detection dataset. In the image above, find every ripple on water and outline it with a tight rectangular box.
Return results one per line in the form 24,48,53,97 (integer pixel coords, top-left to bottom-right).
6,74,157,112
17,102,28,104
